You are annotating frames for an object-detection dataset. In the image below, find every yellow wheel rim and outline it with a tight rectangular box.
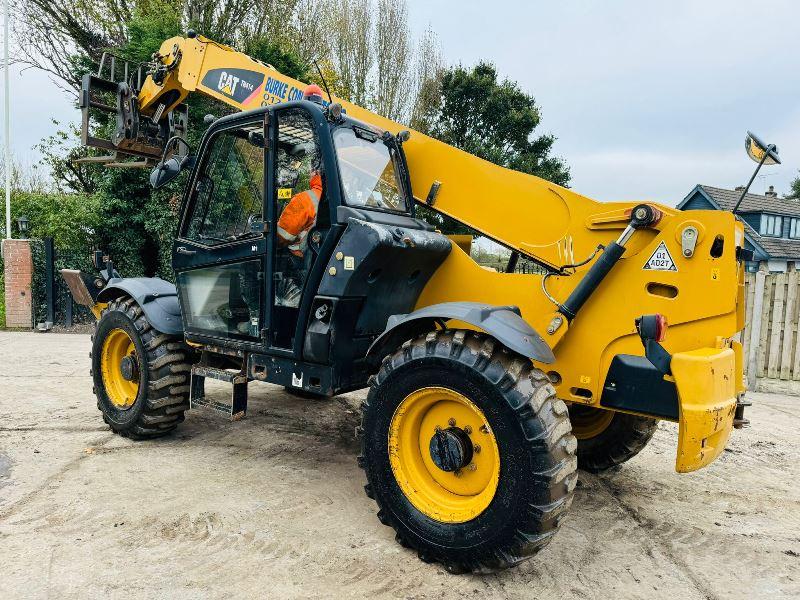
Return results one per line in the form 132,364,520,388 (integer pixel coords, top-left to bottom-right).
568,404,614,440
388,387,500,524
100,328,140,409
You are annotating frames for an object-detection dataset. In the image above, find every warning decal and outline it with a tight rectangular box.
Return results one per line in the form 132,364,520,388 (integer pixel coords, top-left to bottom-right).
643,241,678,271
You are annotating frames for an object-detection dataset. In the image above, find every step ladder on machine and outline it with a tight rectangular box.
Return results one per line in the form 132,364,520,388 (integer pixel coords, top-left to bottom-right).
190,364,249,420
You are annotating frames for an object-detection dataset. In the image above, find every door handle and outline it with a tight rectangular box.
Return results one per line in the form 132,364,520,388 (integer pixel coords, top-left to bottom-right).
177,246,197,255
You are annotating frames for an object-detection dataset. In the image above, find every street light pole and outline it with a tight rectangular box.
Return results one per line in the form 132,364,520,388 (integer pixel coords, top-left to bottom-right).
3,0,10,240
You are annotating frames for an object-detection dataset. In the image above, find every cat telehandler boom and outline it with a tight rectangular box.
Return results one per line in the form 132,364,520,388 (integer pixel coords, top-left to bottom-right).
63,31,754,573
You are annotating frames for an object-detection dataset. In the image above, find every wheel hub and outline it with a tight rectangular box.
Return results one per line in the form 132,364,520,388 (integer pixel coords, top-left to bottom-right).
429,427,473,472
119,354,139,381
100,328,140,409
388,387,500,523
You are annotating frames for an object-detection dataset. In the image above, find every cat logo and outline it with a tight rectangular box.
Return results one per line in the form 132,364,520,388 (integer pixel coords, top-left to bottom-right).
201,68,265,104
218,72,240,96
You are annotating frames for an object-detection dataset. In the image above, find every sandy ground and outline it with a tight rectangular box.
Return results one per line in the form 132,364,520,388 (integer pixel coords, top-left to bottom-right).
0,331,798,599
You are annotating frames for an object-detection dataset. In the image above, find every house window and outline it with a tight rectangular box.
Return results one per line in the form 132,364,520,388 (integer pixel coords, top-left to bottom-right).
790,218,800,239
760,214,783,237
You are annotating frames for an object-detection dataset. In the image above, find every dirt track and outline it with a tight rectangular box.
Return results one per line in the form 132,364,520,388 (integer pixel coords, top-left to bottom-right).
0,331,798,599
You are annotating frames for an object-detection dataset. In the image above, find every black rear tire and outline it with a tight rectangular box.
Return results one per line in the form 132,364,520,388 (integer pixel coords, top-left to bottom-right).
359,330,577,573
91,296,192,439
569,404,657,473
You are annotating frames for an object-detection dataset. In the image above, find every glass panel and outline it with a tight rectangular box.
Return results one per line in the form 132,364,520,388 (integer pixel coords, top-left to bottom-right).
185,122,265,245
271,109,323,350
177,260,262,339
275,109,322,230
774,216,782,236
333,127,408,212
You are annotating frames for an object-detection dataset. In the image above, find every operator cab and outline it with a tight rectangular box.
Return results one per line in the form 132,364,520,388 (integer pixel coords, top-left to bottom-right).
170,99,446,392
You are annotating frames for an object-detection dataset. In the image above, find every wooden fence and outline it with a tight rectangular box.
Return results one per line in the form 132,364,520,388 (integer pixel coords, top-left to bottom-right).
742,270,800,388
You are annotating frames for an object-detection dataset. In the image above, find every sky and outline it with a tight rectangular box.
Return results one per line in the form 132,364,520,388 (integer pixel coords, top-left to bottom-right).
4,0,800,205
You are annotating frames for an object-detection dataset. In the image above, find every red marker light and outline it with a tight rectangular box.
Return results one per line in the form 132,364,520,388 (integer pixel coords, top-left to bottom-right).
636,313,668,343
654,314,668,342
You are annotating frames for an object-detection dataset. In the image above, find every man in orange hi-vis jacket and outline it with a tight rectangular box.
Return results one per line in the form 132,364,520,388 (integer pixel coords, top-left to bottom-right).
276,171,322,258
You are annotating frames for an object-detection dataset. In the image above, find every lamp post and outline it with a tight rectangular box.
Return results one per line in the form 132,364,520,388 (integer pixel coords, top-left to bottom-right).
16,215,28,239
3,0,9,240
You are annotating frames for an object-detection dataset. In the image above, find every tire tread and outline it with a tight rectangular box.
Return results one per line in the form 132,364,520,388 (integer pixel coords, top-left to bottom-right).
92,296,192,440
359,329,577,573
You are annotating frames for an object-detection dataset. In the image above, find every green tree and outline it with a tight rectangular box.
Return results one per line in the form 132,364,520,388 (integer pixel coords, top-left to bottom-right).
430,63,569,186
47,4,313,279
789,172,800,200
420,62,570,233
34,121,102,195
9,191,101,250
243,37,309,81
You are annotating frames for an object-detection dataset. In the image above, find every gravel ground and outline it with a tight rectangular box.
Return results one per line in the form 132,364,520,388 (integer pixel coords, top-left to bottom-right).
0,331,798,599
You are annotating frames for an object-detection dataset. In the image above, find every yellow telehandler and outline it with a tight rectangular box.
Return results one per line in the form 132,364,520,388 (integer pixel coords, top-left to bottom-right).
62,31,760,572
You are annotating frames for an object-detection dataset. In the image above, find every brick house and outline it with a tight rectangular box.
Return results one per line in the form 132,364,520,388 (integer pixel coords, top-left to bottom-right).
678,184,800,272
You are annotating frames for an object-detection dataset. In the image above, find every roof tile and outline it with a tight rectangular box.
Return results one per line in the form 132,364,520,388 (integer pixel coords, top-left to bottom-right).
690,186,800,260
699,185,800,217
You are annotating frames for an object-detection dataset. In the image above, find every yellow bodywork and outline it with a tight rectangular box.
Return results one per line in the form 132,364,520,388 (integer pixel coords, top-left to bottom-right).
132,36,746,472
671,344,739,472
90,302,108,320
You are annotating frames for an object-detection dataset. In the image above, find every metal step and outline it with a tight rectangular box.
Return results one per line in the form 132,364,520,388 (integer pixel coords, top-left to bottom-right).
190,365,248,421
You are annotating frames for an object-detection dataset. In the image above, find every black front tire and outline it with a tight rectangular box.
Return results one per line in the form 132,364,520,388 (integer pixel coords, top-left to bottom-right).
91,296,192,439
359,330,577,573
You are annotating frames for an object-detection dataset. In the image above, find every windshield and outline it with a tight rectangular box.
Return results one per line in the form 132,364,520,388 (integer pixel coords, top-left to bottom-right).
333,127,408,212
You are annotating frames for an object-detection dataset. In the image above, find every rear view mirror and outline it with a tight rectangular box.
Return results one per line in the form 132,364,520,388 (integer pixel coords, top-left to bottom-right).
150,157,182,189
149,155,194,190
745,131,781,165
733,131,782,213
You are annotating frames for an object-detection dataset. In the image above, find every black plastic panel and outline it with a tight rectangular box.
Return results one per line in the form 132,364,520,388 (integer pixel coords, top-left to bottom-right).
317,219,451,336
336,205,434,231
600,354,679,420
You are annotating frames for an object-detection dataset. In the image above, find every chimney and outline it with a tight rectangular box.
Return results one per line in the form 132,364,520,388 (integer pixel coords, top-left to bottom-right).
765,185,778,198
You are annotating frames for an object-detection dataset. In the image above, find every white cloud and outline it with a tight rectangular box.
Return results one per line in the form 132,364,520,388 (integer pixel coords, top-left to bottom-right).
4,64,76,164
4,0,800,206
408,0,800,202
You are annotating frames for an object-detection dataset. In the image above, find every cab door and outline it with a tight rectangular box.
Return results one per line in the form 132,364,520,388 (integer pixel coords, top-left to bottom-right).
267,106,331,350
173,115,269,345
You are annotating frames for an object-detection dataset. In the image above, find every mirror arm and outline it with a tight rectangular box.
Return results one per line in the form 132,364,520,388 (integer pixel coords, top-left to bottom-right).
158,135,192,164
732,143,775,214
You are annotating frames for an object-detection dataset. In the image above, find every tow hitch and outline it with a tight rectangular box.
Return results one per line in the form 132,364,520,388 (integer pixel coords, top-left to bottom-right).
733,394,751,429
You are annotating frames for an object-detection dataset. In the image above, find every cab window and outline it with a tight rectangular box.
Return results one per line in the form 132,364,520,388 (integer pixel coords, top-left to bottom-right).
333,127,408,213
184,121,266,245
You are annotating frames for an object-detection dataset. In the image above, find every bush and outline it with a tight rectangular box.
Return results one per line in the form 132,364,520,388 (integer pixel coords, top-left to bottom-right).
10,191,101,250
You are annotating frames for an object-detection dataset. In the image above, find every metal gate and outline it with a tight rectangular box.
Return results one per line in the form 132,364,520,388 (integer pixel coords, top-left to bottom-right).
31,238,96,329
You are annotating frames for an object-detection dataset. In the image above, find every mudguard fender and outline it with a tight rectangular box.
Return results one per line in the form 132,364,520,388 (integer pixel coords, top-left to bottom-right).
97,277,183,335
367,301,555,365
